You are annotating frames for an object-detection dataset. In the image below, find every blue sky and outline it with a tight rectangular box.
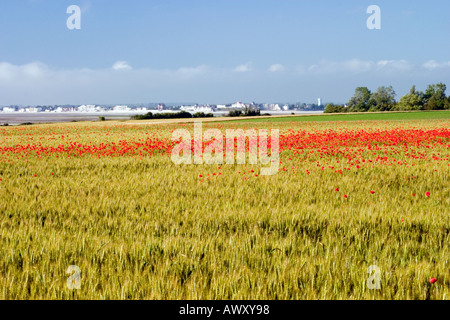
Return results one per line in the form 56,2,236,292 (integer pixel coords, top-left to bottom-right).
0,0,449,105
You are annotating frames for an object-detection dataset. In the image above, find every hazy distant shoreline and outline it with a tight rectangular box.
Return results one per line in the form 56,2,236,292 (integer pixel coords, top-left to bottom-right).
0,111,323,126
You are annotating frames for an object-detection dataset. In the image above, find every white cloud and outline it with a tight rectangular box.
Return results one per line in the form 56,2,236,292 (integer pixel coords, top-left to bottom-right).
112,61,132,71
0,61,48,81
376,59,412,71
305,59,413,74
0,62,17,81
234,62,252,73
268,64,285,72
422,60,450,70
22,62,47,78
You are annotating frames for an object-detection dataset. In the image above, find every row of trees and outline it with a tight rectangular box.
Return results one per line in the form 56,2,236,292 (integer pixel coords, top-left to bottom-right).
131,111,214,120
324,83,450,113
227,107,262,117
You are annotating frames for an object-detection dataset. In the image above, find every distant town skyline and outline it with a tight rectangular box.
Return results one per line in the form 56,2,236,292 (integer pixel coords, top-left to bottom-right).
0,101,324,111
0,0,449,105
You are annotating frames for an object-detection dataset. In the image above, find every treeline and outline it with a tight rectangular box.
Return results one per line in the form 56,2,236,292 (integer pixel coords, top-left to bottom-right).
131,108,264,120
325,83,450,113
131,111,214,120
227,108,262,117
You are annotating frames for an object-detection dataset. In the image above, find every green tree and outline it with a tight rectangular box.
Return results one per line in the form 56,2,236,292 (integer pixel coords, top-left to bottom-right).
445,96,450,110
395,85,424,111
424,83,446,110
368,86,396,111
324,103,346,113
347,87,371,112
324,103,336,113
227,110,242,117
243,106,261,116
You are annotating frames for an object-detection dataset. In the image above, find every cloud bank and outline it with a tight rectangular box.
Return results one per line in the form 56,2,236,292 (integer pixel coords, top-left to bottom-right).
0,59,449,105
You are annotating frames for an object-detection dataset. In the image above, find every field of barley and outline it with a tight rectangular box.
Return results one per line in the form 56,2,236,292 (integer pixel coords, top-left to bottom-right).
0,112,449,300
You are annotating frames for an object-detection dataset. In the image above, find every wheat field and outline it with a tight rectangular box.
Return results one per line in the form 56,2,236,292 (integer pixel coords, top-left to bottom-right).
0,116,449,299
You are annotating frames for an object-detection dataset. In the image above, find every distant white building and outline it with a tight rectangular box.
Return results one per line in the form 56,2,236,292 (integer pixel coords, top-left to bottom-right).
77,105,105,112
2,107,16,113
180,105,213,113
216,105,229,111
269,104,281,111
78,105,96,112
261,103,281,111
25,107,42,112
113,105,131,112
231,101,246,109
318,98,322,106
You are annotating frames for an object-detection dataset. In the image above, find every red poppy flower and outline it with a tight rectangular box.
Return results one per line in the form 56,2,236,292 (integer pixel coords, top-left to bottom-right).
430,278,437,284
335,188,339,192
370,191,375,194
425,192,430,197
343,195,348,199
